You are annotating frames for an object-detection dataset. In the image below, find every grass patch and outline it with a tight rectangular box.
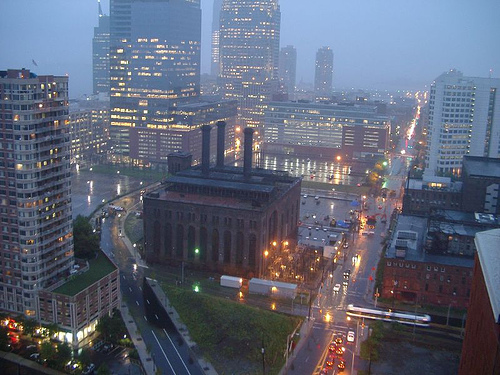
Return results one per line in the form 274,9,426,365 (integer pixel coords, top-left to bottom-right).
163,283,302,375
301,180,370,195
89,164,166,182
53,252,116,296
124,213,144,245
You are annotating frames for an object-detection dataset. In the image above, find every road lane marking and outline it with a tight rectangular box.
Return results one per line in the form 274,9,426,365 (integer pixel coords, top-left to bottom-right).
144,315,147,321
129,287,132,292
139,286,142,291
155,314,159,320
163,328,192,375
151,330,175,374
146,299,150,305
136,301,140,306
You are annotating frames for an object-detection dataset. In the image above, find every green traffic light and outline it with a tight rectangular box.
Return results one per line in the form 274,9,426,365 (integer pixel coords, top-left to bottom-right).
194,248,199,254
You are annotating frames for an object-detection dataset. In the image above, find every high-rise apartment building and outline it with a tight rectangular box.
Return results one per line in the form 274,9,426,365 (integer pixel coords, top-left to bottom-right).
219,0,281,129
92,0,110,94
0,69,73,317
211,0,223,77
314,46,334,101
425,69,500,176
278,45,297,98
109,0,201,163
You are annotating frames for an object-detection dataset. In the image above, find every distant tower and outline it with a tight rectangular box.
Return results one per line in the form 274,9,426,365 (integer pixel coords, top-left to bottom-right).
211,0,223,77
0,69,73,316
314,46,333,101
219,0,281,129
425,69,500,176
92,0,110,94
279,45,297,98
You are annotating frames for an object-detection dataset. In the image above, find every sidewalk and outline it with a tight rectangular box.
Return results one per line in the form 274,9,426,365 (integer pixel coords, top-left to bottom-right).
121,303,155,375
145,278,218,375
279,318,314,375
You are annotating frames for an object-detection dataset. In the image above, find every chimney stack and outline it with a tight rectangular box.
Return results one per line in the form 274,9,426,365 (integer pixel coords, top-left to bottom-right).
201,125,211,175
243,127,254,179
216,121,226,168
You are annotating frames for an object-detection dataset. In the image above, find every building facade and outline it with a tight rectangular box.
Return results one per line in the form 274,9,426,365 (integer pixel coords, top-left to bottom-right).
382,215,473,309
92,1,110,94
69,99,109,168
126,99,237,169
314,47,334,101
278,45,297,98
0,69,74,317
109,0,201,163
425,69,500,176
264,101,391,159
458,229,500,375
218,0,280,129
211,0,223,77
462,156,500,214
38,252,119,348
143,124,301,278
402,176,462,215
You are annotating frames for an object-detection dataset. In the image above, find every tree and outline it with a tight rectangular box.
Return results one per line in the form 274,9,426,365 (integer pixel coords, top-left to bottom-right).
73,215,100,259
96,311,125,344
22,318,38,336
78,347,92,367
57,342,72,366
0,326,10,351
40,341,57,364
97,364,111,375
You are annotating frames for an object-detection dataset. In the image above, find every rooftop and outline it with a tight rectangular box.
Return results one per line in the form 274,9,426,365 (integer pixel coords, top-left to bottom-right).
475,229,500,324
53,252,117,297
463,156,500,178
386,215,474,268
407,176,462,192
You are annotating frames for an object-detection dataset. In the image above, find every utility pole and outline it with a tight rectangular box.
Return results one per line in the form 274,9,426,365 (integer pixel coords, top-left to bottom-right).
261,336,265,375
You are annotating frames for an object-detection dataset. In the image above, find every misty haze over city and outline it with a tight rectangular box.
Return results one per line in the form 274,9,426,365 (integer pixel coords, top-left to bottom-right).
1,1,500,375
1,0,499,97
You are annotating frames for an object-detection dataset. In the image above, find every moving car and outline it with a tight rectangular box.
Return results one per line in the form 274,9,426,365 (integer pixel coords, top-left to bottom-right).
333,284,341,293
347,331,355,342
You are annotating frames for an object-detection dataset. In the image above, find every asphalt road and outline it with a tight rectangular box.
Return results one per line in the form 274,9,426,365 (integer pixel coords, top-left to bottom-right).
100,196,203,375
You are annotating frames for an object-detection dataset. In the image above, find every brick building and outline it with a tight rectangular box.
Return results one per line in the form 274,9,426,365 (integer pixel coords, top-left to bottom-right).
382,215,473,308
459,229,500,375
143,123,302,278
37,252,119,348
402,176,462,215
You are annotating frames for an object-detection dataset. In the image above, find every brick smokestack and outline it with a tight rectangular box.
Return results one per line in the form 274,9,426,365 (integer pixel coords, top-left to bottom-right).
243,127,254,179
216,121,226,168
201,125,211,175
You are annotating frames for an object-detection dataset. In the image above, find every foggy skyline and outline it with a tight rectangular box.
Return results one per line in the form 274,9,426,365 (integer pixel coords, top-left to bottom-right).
1,0,499,97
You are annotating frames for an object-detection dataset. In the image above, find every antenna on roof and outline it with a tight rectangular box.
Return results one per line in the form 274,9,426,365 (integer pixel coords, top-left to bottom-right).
98,0,103,17
489,69,493,79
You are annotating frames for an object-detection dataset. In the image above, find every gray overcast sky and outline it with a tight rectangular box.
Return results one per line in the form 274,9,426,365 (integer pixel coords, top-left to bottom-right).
1,0,499,98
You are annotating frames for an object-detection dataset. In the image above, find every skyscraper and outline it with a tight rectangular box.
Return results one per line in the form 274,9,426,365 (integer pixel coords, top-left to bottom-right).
211,0,223,77
0,69,73,316
314,46,334,101
92,0,110,94
219,0,281,129
425,69,500,176
278,45,297,98
109,0,201,163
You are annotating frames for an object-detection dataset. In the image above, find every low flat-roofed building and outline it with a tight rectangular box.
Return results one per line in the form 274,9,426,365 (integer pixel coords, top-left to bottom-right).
382,215,473,308
264,101,391,159
402,176,462,215
459,229,500,375
37,252,120,348
462,156,500,214
426,210,499,257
